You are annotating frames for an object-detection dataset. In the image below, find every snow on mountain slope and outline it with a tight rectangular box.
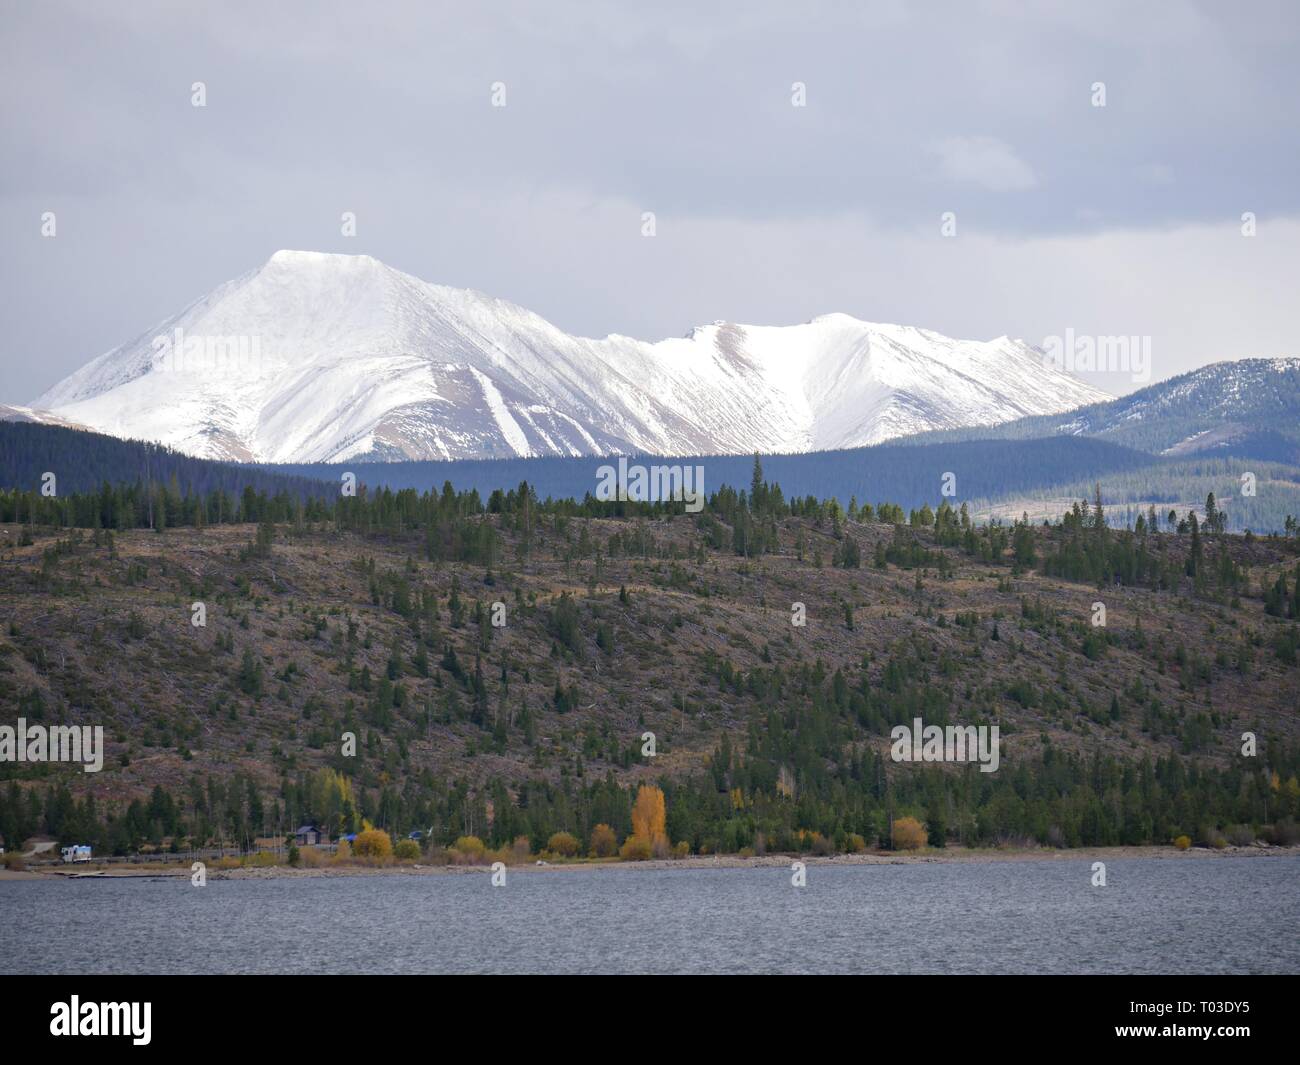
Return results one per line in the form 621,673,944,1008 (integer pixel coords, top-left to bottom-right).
0,404,93,432
30,250,1111,463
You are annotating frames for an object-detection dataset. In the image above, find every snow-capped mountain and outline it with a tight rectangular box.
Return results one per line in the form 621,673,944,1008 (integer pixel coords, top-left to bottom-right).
27,250,1111,463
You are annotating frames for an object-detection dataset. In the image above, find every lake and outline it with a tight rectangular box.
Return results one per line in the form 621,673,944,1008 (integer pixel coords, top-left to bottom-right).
2,857,1296,974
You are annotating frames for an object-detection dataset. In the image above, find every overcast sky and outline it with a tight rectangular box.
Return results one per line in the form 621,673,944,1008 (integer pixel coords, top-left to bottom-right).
3,0,1298,402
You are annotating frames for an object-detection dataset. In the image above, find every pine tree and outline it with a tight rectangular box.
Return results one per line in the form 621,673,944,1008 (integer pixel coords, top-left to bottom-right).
238,649,264,696
1205,492,1220,534
1186,511,1202,579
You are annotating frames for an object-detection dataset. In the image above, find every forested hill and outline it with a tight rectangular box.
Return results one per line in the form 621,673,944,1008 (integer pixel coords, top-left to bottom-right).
6,418,1297,537
3,420,1162,516
0,422,333,502
269,436,1156,510
896,358,1300,458
2,467,1298,859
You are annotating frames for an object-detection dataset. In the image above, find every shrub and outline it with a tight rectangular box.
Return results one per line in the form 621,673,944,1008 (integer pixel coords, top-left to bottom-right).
546,831,580,858
298,846,325,867
1225,824,1254,847
333,839,352,862
353,828,393,862
450,835,487,865
508,836,531,864
244,851,279,867
2,852,25,871
589,823,617,858
1263,819,1300,846
287,843,301,867
1173,835,1192,851
619,836,652,861
845,833,866,854
394,839,421,861
892,817,927,851
672,840,690,859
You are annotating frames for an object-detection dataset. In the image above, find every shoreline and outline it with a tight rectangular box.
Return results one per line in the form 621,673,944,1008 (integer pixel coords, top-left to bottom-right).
3,843,1296,881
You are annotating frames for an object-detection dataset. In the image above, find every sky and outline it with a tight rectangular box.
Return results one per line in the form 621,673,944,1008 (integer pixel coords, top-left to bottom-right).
2,0,1299,403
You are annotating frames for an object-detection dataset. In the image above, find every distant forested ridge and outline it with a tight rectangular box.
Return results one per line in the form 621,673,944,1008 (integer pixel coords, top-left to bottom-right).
8,422,1151,510
0,422,333,501
6,404,1300,539
900,357,1300,455
270,436,1157,510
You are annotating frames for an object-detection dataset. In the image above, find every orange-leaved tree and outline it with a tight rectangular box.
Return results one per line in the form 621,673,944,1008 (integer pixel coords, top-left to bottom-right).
631,784,668,857
891,816,927,851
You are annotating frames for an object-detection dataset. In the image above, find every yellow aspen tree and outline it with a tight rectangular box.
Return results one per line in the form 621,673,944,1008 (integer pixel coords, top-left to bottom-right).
632,785,668,847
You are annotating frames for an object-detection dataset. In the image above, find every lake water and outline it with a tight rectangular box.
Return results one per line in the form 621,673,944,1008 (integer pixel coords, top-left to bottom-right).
2,857,1296,974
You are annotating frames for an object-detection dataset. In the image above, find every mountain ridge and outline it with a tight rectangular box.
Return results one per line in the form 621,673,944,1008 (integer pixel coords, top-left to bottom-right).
892,357,1300,457
23,250,1111,464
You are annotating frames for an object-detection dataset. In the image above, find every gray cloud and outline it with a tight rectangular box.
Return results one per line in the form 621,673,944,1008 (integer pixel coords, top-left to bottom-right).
2,0,1298,401
929,136,1038,192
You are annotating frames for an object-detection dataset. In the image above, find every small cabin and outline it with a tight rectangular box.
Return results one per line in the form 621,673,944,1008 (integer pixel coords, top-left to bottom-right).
293,825,327,847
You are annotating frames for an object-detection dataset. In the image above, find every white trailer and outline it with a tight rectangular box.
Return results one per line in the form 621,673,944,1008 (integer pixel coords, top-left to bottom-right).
60,845,92,863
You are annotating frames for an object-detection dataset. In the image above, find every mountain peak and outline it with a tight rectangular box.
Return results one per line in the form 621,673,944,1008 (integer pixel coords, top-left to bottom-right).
265,249,382,268
807,311,873,328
